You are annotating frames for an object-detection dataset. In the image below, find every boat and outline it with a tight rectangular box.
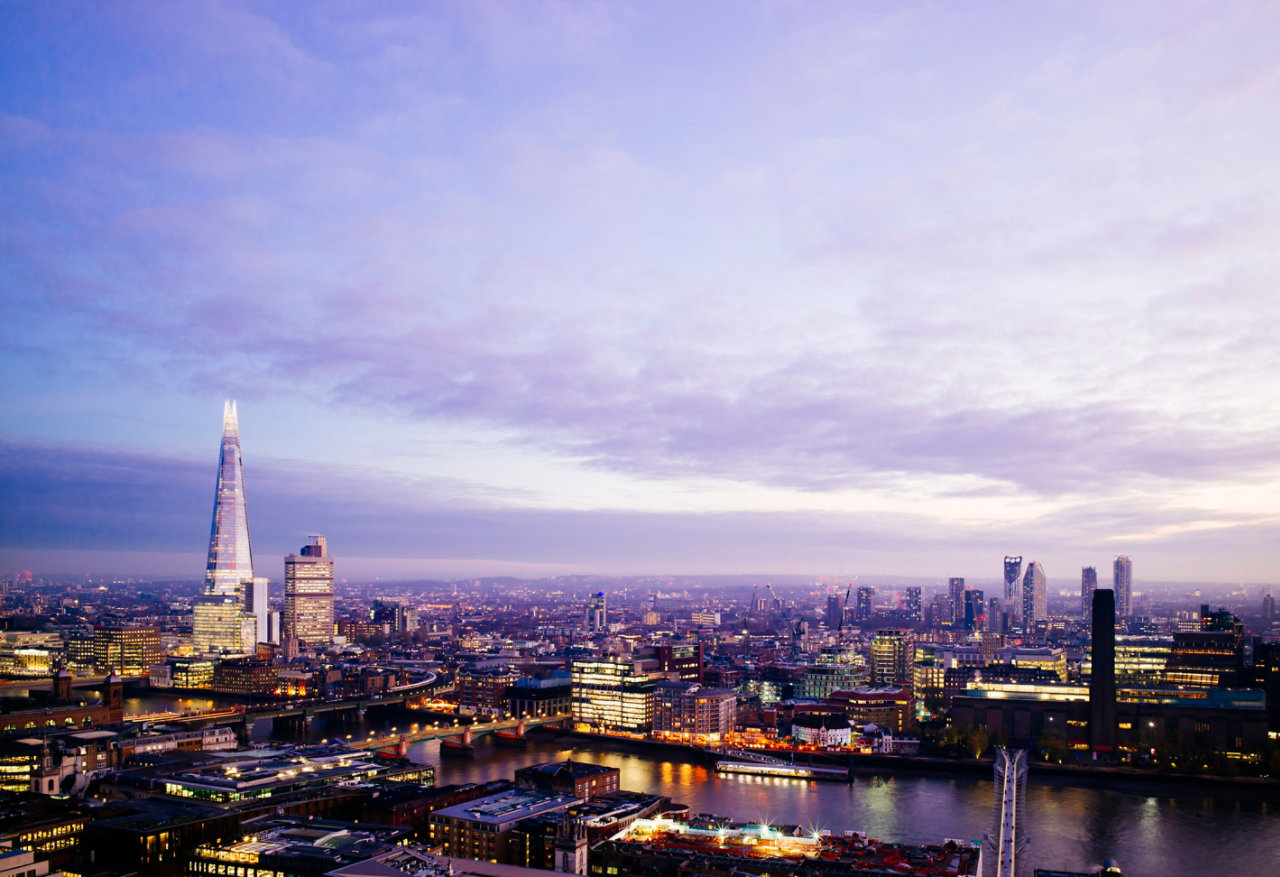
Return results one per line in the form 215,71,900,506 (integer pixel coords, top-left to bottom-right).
714,759,850,781
440,737,475,757
494,729,528,748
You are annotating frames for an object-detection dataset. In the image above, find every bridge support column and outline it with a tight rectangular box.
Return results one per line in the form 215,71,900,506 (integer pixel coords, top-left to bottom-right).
272,715,307,737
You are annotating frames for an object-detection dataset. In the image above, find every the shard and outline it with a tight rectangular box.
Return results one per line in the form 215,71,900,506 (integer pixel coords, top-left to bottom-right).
195,401,268,652
205,400,255,597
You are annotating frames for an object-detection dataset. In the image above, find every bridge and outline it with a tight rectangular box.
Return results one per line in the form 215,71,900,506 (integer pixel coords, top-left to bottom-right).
345,712,572,752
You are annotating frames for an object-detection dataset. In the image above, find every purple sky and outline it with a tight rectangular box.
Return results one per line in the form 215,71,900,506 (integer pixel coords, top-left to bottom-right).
2,2,1278,585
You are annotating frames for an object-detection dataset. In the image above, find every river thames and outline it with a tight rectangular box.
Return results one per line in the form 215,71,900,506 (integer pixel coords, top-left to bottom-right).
112,692,1280,876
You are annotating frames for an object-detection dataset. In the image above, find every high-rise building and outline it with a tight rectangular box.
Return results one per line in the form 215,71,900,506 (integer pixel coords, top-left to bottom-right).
948,577,966,626
905,586,923,623
1003,557,1023,620
1264,593,1275,624
826,594,844,629
1113,555,1132,619
586,592,607,631
855,586,875,621
1021,561,1047,624
284,535,335,648
1081,567,1098,620
195,401,267,649
947,578,962,624
870,629,913,689
964,590,985,632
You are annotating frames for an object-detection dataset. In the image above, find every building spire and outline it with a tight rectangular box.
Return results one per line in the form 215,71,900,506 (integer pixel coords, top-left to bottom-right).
223,399,238,437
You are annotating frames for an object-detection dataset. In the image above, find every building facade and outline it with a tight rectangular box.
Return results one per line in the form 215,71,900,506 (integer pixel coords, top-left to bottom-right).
570,658,655,733
1114,555,1132,619
284,535,335,648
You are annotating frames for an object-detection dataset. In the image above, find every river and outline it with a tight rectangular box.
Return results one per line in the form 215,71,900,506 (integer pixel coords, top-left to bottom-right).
109,692,1280,876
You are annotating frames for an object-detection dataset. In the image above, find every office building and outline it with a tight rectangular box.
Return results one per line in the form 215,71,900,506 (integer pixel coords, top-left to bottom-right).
1022,561,1047,625
570,657,655,733
1003,556,1023,620
964,590,985,632
191,595,254,654
826,594,843,629
93,625,161,676
1081,567,1098,620
949,577,966,626
195,401,266,649
870,629,913,689
652,681,737,741
1114,555,1132,619
586,592,607,630
284,535,335,648
905,586,922,622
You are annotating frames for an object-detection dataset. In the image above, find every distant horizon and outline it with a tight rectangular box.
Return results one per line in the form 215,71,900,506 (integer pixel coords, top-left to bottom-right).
2,548,1273,594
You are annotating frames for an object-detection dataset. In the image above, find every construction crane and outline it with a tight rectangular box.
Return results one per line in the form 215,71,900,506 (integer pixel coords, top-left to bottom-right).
837,582,852,633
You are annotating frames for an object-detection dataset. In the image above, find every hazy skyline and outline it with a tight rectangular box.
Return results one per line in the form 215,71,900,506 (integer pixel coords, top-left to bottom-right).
3,2,1278,582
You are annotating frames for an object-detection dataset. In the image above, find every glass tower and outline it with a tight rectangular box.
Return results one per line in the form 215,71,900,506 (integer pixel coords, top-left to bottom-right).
205,401,255,599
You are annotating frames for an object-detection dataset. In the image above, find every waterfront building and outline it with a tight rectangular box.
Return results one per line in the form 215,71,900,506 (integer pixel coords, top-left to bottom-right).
870,629,913,689
1081,567,1098,620
210,658,277,696
1022,561,1047,625
196,401,266,648
596,817,982,877
283,535,335,648
509,670,572,718
514,760,620,800
1113,555,1132,619
457,664,520,717
652,681,737,741
791,711,852,747
570,657,655,733
92,625,161,676
1003,556,1023,621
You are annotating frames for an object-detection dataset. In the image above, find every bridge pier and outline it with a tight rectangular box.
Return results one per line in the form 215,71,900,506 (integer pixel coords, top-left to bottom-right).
234,721,254,745
328,706,361,728
272,714,307,737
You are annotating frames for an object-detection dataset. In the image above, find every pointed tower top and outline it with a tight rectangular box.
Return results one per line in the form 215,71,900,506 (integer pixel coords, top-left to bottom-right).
222,400,239,437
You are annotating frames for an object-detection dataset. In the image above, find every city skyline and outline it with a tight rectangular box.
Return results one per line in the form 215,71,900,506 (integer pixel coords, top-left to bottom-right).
3,3,1279,582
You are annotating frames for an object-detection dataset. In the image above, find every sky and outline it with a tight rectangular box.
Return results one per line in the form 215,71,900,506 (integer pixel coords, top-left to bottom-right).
2,1,1278,585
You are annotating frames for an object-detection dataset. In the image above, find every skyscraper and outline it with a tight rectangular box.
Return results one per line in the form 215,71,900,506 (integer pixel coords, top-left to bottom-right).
204,401,254,599
1113,555,1132,619
964,589,985,632
1081,566,1098,621
194,401,266,652
870,629,913,689
825,594,844,629
1022,561,1047,624
855,586,875,621
1003,556,1023,620
586,592,607,630
284,535,335,648
948,577,966,626
905,586,922,623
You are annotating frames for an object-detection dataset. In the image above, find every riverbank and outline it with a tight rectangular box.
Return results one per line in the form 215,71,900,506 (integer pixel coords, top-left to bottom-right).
560,730,1279,796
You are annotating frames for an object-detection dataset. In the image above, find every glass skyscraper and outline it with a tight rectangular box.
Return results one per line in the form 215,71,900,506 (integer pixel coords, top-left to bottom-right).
195,401,268,652
205,401,254,597
284,535,335,648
